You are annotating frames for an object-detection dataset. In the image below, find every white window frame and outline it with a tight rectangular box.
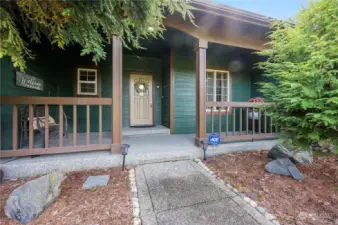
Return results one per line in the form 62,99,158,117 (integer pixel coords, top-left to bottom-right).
206,69,230,112
77,68,98,96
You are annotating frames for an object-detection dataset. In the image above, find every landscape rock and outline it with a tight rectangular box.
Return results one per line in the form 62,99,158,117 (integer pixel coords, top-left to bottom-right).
268,144,293,159
269,144,313,164
265,159,292,176
265,158,304,180
292,151,313,164
5,172,65,224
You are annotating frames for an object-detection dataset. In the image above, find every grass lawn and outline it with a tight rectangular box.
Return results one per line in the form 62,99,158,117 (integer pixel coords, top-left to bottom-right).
0,168,132,225
205,150,337,225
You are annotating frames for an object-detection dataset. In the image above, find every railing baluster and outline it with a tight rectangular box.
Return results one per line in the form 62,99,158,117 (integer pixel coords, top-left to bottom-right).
59,105,63,147
44,104,49,148
258,108,261,134
226,107,229,136
252,108,255,135
12,104,18,150
29,104,34,149
73,105,77,146
211,108,214,133
232,107,236,136
246,108,249,135
218,108,221,136
99,104,103,144
264,113,267,134
239,108,242,136
86,105,90,145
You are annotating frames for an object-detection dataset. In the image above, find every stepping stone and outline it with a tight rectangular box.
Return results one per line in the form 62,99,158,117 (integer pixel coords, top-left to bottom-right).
82,175,110,190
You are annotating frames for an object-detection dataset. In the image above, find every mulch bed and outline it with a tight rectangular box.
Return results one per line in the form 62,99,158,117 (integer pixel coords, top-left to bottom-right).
0,168,132,225
205,150,337,225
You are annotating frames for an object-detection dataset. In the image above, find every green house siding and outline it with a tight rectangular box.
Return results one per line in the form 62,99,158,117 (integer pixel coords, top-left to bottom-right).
0,45,167,150
173,46,255,135
174,50,196,134
0,55,60,150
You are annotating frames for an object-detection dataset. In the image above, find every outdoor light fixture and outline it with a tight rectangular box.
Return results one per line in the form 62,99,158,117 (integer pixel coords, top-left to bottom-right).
200,140,209,160
121,144,130,171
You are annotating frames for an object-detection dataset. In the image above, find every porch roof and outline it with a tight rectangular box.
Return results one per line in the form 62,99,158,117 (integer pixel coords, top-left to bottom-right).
164,0,273,51
192,0,275,27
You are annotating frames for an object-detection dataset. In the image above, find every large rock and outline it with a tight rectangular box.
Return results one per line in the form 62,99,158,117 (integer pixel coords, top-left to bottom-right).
268,144,293,159
265,158,292,176
5,172,65,224
268,144,313,164
292,151,313,164
265,158,304,180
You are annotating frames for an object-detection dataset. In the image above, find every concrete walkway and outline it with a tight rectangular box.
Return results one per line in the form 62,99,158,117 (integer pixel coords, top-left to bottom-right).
136,160,274,225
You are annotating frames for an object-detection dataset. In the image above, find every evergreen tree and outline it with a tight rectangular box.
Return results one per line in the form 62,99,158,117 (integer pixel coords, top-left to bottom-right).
257,0,338,151
0,0,194,71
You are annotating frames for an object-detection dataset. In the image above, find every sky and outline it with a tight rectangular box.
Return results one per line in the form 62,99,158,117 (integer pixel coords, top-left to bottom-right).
212,0,309,20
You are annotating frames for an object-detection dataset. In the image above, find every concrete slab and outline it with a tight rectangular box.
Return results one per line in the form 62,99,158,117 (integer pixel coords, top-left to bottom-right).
156,198,259,225
148,173,228,211
142,161,198,180
82,175,110,189
1,134,278,179
136,160,274,225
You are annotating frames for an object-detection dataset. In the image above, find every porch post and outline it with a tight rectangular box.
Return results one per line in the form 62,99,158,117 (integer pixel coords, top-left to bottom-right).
195,39,208,146
111,35,123,153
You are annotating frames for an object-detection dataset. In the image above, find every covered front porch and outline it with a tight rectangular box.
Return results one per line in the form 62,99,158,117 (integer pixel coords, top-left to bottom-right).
0,5,277,158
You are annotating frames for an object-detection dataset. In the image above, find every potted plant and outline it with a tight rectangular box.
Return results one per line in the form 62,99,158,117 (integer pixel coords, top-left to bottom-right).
248,97,264,120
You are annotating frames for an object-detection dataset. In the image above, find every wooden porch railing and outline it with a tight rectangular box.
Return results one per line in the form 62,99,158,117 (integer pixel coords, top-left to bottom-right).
0,96,113,157
206,102,277,142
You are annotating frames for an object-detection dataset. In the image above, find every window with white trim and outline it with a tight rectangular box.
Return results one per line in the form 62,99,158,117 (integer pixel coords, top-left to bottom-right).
77,68,98,95
206,69,230,103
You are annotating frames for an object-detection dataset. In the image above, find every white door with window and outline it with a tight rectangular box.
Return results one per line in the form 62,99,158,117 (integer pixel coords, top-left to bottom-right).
130,74,153,126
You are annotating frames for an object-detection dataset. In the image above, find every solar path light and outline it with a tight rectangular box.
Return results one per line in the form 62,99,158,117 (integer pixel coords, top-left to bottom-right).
200,140,209,160
121,144,130,171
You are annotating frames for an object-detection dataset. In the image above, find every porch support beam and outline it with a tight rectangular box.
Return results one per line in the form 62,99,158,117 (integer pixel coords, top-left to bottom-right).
112,35,123,152
170,48,175,134
195,39,208,146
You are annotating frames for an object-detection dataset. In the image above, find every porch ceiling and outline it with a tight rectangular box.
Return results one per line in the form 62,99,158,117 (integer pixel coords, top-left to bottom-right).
163,7,270,51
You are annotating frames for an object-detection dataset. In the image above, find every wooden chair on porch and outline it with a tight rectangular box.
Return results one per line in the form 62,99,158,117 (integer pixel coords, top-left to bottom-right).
19,105,69,148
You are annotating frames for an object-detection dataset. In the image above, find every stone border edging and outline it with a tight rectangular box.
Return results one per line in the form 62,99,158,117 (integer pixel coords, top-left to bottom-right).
193,159,281,225
129,169,142,225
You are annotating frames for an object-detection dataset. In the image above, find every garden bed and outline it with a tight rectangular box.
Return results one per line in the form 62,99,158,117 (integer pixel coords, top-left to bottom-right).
205,150,337,225
0,168,132,225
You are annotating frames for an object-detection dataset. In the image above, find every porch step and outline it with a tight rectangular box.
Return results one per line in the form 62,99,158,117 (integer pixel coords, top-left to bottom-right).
122,125,170,137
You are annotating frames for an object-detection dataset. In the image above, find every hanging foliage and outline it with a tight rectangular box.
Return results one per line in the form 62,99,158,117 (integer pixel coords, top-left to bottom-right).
257,0,338,151
0,0,194,71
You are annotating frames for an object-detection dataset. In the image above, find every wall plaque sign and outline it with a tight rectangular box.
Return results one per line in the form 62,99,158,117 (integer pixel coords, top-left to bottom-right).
16,71,44,91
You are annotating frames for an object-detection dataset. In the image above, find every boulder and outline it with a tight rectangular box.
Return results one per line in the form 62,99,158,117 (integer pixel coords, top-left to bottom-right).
292,151,313,164
268,144,293,159
265,158,292,176
268,144,313,164
265,158,304,180
5,172,65,224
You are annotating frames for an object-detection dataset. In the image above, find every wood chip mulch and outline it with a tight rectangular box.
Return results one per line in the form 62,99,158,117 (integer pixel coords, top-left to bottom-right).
205,150,338,225
0,168,132,225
